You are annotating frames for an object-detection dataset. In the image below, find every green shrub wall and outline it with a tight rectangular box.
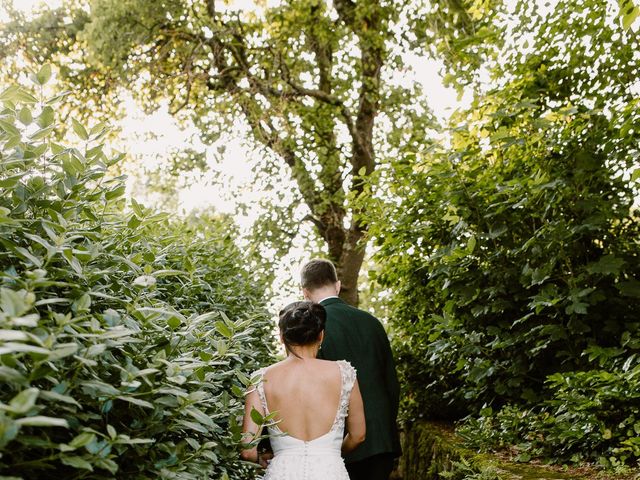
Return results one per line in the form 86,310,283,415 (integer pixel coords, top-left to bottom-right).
0,73,273,479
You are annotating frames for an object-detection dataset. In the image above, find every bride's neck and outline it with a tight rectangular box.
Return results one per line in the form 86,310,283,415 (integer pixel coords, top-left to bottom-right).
287,344,319,360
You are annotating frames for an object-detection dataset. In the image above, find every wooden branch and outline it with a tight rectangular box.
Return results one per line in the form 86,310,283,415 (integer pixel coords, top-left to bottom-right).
333,0,382,181
302,214,326,232
170,42,200,114
308,4,333,93
333,0,356,28
198,12,348,239
206,0,215,20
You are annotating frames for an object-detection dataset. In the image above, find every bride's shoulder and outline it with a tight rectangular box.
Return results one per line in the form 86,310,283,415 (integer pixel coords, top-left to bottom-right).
254,359,288,376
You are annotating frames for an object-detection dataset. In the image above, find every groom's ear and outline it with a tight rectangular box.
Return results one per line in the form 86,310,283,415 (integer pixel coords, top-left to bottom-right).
336,280,341,293
301,287,311,300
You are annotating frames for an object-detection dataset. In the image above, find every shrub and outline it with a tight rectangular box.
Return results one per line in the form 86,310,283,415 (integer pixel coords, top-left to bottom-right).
369,93,640,420
0,70,273,478
458,365,640,466
362,0,640,465
365,0,640,417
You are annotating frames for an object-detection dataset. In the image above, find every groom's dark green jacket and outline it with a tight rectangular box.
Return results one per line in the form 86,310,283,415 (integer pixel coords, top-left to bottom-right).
317,297,401,463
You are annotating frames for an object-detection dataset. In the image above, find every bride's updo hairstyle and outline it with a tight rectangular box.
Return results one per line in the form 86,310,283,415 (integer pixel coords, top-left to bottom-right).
278,301,326,352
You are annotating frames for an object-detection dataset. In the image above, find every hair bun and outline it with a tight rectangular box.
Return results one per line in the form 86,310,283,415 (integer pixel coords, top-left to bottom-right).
278,301,327,350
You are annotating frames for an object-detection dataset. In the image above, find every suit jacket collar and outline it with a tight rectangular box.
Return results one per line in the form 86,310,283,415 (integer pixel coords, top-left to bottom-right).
319,297,345,307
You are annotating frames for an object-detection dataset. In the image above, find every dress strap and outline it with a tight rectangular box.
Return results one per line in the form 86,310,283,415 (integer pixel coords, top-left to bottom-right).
338,360,357,401
251,368,268,413
331,360,357,431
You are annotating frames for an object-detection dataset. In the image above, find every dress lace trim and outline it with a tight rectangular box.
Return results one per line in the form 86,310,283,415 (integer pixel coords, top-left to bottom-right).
331,360,356,432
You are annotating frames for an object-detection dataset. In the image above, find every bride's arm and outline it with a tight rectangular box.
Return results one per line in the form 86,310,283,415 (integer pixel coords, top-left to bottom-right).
342,379,366,455
240,387,266,465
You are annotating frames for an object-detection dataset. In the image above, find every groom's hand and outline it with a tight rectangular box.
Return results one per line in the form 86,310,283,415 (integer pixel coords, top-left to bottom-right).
258,452,273,468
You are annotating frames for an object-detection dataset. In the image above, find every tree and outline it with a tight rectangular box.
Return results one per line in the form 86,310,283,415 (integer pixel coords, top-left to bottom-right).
0,0,501,305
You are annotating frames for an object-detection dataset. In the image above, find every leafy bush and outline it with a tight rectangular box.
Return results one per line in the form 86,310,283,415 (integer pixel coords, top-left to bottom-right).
367,0,640,407
0,70,273,478
458,365,640,466
362,0,640,465
369,88,640,419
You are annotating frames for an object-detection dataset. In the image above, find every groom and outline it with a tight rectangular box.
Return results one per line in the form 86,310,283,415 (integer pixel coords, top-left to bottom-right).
301,259,401,480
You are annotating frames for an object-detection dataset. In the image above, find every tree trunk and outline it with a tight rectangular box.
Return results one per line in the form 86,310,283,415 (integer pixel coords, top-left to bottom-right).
336,227,367,306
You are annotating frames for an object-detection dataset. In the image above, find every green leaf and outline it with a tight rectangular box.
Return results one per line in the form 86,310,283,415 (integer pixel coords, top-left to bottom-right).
586,255,624,276
15,416,69,427
18,107,32,125
133,275,156,288
39,390,80,407
621,2,640,29
105,185,126,200
28,125,54,141
45,90,71,105
0,173,25,189
250,407,264,425
95,458,118,474
0,119,20,136
127,215,141,229
115,396,154,409
71,118,89,140
185,407,214,427
35,64,53,85
131,198,145,217
0,366,27,383
167,316,181,330
48,343,79,361
215,321,233,338
72,293,92,313
69,432,97,449
36,106,55,128
0,330,32,342
0,343,50,356
616,280,640,298
7,388,39,414
466,235,476,253
61,455,93,471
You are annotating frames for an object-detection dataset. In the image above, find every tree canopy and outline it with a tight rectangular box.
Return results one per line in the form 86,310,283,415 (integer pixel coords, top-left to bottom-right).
0,0,502,304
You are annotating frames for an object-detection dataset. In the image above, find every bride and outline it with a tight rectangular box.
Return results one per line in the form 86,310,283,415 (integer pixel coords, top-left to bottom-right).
241,301,366,479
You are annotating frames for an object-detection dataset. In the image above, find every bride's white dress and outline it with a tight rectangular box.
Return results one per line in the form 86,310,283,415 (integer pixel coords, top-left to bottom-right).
253,360,357,480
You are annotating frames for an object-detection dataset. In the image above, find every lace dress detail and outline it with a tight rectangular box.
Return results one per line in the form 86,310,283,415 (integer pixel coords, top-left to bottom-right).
252,360,356,480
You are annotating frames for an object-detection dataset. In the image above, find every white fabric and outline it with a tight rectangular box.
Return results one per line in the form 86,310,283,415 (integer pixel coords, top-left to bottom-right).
254,360,357,480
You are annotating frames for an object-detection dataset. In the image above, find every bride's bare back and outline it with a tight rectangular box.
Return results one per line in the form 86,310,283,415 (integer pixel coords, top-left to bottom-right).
241,300,365,465
262,358,341,441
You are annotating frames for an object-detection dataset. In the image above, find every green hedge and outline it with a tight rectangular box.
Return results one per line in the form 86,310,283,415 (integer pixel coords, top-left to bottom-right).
364,0,640,466
0,71,273,478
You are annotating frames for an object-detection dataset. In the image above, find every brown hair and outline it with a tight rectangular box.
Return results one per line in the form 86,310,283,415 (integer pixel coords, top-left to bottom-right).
300,258,338,290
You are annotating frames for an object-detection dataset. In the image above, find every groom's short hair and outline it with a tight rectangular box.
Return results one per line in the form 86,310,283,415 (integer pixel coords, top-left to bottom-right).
301,259,338,290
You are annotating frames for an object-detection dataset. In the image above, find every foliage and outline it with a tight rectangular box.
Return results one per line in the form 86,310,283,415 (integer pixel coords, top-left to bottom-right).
618,0,640,30
440,457,500,480
363,0,640,464
0,72,274,479
458,365,640,466
0,0,504,305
